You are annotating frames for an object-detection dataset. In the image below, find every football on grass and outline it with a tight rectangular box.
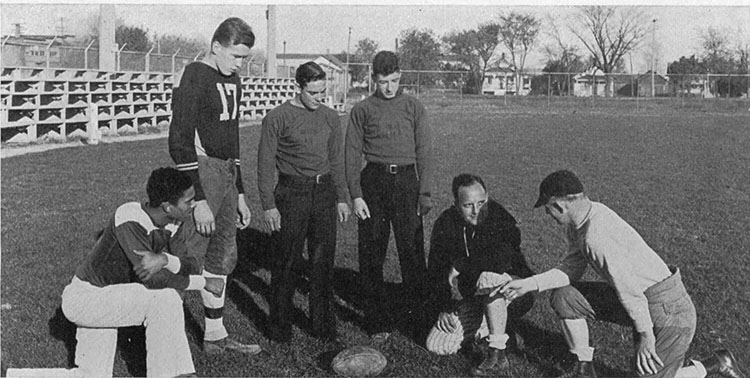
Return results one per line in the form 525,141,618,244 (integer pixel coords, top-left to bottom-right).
331,346,387,377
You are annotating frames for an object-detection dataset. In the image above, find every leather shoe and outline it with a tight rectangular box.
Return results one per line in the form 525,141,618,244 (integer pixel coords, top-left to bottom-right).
573,361,597,378
204,336,261,355
471,347,509,377
704,349,746,378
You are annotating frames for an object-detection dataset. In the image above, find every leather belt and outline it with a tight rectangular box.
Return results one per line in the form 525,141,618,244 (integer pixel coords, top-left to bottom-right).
278,173,330,188
367,162,415,175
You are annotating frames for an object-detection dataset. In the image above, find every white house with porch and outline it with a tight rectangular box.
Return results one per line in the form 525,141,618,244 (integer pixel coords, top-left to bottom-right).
482,67,531,95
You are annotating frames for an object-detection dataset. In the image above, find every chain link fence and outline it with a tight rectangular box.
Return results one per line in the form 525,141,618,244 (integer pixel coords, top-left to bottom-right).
1,41,265,76
341,66,749,112
4,40,748,111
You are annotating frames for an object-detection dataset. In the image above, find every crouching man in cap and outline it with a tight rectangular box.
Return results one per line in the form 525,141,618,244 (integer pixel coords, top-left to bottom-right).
501,170,745,378
424,174,534,376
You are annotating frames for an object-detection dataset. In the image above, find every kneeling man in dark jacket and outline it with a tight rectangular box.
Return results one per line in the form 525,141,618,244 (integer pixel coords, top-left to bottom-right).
425,173,534,377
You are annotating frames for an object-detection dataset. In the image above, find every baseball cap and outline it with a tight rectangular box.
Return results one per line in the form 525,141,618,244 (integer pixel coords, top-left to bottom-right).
533,170,584,208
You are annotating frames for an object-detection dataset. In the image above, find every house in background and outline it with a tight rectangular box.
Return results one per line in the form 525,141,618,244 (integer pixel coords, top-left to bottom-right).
276,53,348,106
482,66,531,96
636,70,669,97
573,68,607,97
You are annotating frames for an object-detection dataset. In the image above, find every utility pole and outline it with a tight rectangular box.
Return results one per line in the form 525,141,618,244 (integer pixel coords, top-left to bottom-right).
55,18,63,35
266,5,278,77
651,18,656,97
344,27,351,107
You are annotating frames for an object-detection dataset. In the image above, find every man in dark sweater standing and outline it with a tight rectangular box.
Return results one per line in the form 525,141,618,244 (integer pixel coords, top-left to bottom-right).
425,174,534,376
258,61,350,343
345,51,434,340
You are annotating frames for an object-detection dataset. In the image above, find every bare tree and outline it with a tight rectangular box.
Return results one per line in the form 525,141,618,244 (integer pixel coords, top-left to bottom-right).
570,6,649,96
497,12,540,94
542,15,587,95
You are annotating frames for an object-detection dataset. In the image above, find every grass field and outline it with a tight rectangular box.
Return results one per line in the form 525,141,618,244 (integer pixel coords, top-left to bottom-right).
2,96,749,377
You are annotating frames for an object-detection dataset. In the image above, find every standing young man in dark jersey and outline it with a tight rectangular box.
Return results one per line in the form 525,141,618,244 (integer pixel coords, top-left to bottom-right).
257,61,350,343
168,17,260,355
345,51,434,340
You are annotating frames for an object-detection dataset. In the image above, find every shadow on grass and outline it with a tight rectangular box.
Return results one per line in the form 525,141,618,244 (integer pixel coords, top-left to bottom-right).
232,227,309,338
232,227,435,348
508,317,632,377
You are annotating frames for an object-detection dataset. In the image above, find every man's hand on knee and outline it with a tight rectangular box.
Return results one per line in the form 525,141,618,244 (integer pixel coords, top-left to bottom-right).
476,272,512,296
436,311,458,333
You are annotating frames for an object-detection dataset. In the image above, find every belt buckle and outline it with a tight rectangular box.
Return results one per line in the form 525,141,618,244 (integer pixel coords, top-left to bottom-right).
388,164,398,174
315,174,323,184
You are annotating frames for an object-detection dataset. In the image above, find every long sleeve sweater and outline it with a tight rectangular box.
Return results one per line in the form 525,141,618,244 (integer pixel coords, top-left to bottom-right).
75,202,204,291
345,91,433,199
532,201,671,332
168,62,244,201
257,101,348,210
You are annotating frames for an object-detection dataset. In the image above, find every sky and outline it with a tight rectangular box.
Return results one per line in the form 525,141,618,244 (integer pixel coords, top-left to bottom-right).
1,1,749,72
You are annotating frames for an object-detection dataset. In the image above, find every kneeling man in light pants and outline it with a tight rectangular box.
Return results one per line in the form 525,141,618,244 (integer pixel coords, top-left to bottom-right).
501,170,745,378
61,167,224,377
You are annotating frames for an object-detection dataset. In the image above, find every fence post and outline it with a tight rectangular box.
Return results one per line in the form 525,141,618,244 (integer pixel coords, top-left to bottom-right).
45,36,57,68
547,72,551,107
116,43,127,72
171,48,181,74
145,46,154,73
416,71,420,98
728,74,733,98
84,40,95,69
459,73,463,101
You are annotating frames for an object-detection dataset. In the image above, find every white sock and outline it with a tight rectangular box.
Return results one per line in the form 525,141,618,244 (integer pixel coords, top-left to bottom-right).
487,333,510,350
560,319,594,361
202,272,228,342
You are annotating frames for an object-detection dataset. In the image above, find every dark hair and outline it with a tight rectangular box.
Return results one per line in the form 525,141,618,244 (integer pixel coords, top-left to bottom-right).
147,167,193,207
452,173,486,200
372,51,400,77
212,17,255,49
295,61,326,89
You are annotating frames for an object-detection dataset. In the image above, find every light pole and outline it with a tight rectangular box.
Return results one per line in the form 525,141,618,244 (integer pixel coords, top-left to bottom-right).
283,40,287,77
344,26,351,107
651,18,656,97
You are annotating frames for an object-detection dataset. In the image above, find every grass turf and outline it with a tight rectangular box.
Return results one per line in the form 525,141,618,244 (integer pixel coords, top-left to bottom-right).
2,96,749,377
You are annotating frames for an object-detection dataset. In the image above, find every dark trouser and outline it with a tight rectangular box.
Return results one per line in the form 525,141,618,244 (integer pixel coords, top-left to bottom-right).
269,174,337,336
550,267,696,378
184,156,239,275
358,162,426,334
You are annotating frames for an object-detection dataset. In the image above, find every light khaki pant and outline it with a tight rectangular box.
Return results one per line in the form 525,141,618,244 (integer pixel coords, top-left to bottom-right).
61,277,195,378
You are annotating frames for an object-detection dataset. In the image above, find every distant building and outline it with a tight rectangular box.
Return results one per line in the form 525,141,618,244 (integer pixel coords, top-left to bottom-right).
636,70,669,97
2,33,77,67
573,68,607,97
482,67,531,96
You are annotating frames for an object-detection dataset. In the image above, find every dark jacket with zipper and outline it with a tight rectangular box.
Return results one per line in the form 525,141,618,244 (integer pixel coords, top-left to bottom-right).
426,199,534,313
